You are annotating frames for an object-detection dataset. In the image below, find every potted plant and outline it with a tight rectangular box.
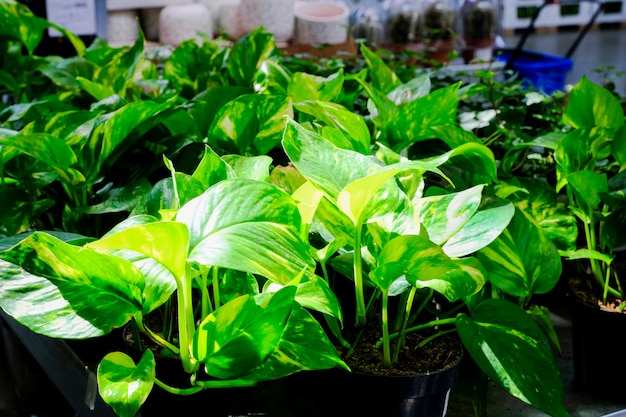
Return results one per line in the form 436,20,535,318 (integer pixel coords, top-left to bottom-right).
0,3,569,416
0,151,350,417
421,0,458,64
459,0,498,63
535,76,626,402
263,43,569,417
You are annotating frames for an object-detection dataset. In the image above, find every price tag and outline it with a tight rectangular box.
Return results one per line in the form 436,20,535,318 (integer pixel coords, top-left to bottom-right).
46,0,97,37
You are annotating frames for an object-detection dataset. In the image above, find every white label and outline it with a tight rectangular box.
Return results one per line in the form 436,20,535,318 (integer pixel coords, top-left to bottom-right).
46,0,97,37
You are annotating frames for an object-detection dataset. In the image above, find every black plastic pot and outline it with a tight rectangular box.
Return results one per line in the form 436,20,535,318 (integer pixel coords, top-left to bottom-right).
138,359,462,417
568,296,626,402
261,352,463,417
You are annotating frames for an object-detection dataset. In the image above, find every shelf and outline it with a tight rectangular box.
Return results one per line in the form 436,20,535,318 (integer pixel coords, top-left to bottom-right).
107,0,191,11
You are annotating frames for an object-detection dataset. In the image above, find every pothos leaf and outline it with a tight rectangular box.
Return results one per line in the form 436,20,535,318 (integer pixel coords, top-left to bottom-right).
97,350,156,417
0,232,144,338
457,299,567,417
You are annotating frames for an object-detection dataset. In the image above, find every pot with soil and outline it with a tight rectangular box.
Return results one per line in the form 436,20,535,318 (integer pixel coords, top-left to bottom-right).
281,113,567,417
459,0,498,63
567,274,626,402
421,0,458,63
549,77,626,401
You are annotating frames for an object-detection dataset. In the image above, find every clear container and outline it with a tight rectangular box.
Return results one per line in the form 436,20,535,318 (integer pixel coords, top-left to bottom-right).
385,0,422,44
351,0,387,44
459,0,500,62
421,0,456,42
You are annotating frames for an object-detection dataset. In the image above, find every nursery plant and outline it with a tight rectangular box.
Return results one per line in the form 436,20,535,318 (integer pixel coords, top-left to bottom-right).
556,76,626,307
519,76,626,308
0,150,347,417
274,43,569,416
0,3,571,416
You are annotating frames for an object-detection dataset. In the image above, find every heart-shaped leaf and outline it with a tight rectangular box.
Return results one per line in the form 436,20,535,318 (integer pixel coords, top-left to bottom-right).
457,299,567,417
97,350,156,417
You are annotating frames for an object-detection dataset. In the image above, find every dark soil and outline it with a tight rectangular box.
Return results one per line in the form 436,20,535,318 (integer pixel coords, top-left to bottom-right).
342,326,463,376
568,275,625,313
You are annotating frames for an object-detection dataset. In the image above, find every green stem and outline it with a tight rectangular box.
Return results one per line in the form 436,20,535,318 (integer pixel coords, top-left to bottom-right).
416,327,456,349
192,378,258,389
353,222,367,327
381,289,391,366
211,267,220,311
199,269,210,321
376,318,457,348
134,316,180,355
393,287,417,363
177,267,197,373
154,378,203,396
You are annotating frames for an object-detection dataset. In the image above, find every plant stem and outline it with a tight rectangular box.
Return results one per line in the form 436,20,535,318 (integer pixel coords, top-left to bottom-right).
192,378,258,389
376,317,457,348
211,266,219,311
393,286,417,363
134,316,180,355
154,378,203,395
353,222,367,327
177,266,197,373
416,327,456,349
381,289,391,366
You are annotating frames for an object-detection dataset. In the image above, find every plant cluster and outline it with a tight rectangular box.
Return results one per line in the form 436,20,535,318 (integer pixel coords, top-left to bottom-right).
1,2,624,417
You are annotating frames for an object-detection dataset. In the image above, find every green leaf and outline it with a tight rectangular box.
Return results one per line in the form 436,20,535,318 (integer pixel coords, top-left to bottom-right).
387,74,432,105
288,71,344,103
477,207,561,297
385,83,461,150
442,201,515,258
76,76,116,101
0,232,144,338
191,146,235,189
417,185,483,245
228,29,280,87
0,132,77,169
371,235,481,301
208,94,293,155
189,86,250,138
79,178,152,214
563,76,624,130
97,350,155,417
613,124,626,166
222,154,272,182
282,119,380,199
78,100,174,183
457,299,567,417
177,179,315,282
193,288,295,379
0,5,45,54
131,174,206,219
567,170,608,213
87,222,189,281
527,305,562,354
294,100,370,154
562,248,614,265
360,44,402,94
241,302,348,380
293,275,343,321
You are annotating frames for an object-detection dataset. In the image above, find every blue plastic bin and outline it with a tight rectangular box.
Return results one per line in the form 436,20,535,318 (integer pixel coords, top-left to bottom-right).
494,49,574,95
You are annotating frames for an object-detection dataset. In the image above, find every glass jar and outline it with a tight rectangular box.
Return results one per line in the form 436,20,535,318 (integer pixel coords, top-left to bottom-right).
459,0,500,63
421,0,457,63
351,0,387,45
422,0,456,42
385,0,422,45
